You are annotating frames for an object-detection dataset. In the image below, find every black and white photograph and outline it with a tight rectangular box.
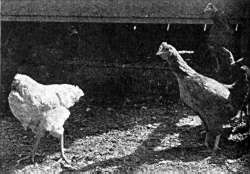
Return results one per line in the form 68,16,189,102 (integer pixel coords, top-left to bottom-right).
1,0,250,173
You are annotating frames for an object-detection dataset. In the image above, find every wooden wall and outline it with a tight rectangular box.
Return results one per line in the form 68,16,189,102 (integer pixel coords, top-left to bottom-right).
1,0,249,23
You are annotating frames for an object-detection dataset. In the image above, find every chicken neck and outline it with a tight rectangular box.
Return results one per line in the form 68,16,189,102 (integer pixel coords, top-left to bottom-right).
166,53,197,77
211,11,232,32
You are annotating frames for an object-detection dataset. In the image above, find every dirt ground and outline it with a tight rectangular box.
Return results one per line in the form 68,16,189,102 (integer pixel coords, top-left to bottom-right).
1,22,250,173
1,100,249,174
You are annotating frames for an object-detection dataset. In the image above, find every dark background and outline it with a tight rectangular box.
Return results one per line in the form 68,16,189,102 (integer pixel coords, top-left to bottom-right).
1,22,248,112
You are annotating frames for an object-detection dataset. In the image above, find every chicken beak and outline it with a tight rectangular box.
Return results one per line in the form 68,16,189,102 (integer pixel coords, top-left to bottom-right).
156,50,162,56
240,65,249,71
203,8,209,13
155,52,164,63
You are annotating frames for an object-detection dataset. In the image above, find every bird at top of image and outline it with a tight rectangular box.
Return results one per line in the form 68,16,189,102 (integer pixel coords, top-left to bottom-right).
8,73,84,164
188,2,236,84
203,2,218,15
156,42,249,152
203,2,233,44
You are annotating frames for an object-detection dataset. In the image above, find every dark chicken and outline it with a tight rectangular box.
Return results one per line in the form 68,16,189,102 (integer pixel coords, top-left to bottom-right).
8,74,84,163
204,2,234,49
156,42,248,151
231,58,250,124
193,2,235,83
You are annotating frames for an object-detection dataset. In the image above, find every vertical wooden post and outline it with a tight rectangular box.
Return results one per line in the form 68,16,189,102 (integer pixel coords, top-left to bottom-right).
0,20,2,114
247,19,250,57
240,20,250,57
240,4,250,57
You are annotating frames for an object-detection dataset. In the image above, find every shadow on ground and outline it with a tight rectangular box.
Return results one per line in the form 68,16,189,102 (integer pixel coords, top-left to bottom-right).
1,100,249,173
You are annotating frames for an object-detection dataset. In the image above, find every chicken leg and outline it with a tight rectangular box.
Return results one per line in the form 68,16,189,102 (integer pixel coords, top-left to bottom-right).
60,133,70,164
204,132,209,148
15,132,44,165
213,134,221,151
32,132,43,163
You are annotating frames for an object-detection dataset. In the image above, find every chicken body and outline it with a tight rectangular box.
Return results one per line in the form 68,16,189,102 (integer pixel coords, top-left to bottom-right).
156,42,248,151
8,74,84,163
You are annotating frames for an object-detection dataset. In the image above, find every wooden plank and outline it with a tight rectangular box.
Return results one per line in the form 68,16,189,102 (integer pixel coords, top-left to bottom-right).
1,0,249,23
240,1,250,56
61,61,172,71
1,0,246,18
1,16,245,24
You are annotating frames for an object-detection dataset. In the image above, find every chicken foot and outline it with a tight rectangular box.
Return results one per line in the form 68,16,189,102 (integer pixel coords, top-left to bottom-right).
60,133,71,164
202,133,221,153
15,155,33,166
15,133,44,166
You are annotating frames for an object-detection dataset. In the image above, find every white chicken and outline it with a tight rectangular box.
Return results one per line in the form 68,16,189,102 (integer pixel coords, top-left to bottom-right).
8,73,84,163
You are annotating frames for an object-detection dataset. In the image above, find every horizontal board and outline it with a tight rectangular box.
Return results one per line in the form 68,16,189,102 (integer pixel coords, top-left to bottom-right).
1,0,249,23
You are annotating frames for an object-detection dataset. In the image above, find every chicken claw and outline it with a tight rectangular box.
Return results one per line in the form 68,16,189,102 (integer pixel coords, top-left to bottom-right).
61,152,71,164
16,155,31,166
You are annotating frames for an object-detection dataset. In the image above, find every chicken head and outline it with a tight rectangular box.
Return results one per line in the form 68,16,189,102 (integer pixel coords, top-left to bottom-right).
156,42,178,58
203,2,218,15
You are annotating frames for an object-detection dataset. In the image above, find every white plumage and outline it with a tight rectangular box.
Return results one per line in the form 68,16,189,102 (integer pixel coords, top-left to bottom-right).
8,73,84,163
